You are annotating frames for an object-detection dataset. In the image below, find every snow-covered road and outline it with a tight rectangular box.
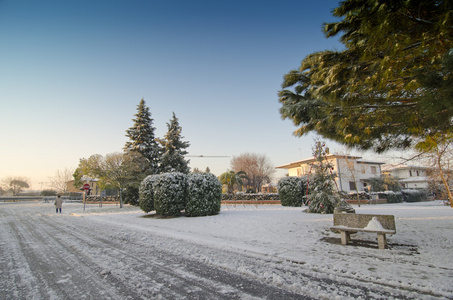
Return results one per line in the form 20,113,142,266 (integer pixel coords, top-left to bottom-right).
1,201,452,299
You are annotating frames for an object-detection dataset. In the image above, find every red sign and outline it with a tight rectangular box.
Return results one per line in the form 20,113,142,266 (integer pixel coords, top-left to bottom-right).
83,184,90,191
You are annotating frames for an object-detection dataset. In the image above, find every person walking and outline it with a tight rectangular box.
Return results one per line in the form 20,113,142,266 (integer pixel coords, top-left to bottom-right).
54,195,63,213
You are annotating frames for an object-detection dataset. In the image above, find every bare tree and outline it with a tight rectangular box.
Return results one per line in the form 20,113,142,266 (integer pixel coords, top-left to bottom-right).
416,134,453,207
335,147,363,207
49,168,74,194
1,176,30,196
231,153,275,193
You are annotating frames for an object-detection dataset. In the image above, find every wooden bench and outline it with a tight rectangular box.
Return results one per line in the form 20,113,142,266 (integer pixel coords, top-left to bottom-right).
331,213,396,249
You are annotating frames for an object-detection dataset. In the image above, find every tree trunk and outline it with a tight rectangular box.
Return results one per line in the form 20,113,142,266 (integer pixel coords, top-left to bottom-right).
119,188,124,209
437,156,453,207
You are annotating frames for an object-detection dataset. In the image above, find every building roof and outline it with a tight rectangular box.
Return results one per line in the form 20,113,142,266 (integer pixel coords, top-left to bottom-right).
399,177,429,183
276,153,384,169
381,164,429,172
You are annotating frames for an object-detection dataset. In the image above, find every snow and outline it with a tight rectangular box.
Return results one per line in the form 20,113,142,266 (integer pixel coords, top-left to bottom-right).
363,217,386,231
1,200,453,299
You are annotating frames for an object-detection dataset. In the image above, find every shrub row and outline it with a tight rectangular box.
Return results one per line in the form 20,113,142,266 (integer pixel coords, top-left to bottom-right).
370,190,427,203
402,189,428,202
139,172,222,217
221,193,279,201
277,177,427,206
339,191,370,201
371,191,403,203
86,196,120,202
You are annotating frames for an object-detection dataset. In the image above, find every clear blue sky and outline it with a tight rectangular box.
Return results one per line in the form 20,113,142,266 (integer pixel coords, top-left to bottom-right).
0,0,366,189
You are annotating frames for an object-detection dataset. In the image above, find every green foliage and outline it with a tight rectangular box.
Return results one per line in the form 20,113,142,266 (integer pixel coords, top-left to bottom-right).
122,186,139,206
158,113,190,174
153,172,188,216
185,173,222,217
219,171,248,194
279,0,453,153
221,193,279,201
369,174,402,192
41,190,57,196
372,191,403,203
74,152,146,208
277,176,307,207
139,175,159,213
306,140,340,214
402,189,427,203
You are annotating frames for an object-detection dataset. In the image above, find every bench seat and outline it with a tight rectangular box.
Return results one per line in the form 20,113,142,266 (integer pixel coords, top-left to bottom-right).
331,213,396,249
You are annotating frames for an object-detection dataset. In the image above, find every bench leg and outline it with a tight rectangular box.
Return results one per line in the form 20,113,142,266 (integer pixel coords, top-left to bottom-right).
377,233,387,249
340,231,351,245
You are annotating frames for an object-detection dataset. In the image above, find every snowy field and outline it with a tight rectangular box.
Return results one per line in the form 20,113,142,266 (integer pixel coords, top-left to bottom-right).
1,200,452,299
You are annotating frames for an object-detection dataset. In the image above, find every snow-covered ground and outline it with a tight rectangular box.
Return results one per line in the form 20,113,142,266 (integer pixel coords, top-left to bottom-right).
1,200,452,299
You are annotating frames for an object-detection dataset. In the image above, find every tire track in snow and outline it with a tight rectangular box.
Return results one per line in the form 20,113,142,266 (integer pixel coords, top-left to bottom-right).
1,204,308,299
0,207,128,299
42,214,308,299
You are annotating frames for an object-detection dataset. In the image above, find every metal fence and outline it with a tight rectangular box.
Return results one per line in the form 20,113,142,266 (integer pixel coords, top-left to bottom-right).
1,195,83,203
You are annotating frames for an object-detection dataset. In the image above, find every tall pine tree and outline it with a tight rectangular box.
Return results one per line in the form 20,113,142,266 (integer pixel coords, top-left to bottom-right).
158,112,190,174
124,98,161,175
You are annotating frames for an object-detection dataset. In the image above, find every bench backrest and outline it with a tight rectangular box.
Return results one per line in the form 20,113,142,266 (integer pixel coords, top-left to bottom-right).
333,213,396,231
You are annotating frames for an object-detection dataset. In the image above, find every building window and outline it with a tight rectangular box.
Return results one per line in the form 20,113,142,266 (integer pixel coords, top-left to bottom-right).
349,181,357,191
409,170,413,177
371,166,377,174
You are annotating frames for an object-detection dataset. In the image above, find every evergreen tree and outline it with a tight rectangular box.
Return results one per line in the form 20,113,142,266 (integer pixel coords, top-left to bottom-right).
124,98,161,174
306,140,340,214
279,0,453,153
158,112,190,174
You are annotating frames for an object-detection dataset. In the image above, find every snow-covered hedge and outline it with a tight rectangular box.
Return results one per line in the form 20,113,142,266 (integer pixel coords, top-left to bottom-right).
402,189,427,202
277,176,308,207
153,172,188,216
185,173,222,217
221,193,279,201
371,191,403,203
139,175,160,213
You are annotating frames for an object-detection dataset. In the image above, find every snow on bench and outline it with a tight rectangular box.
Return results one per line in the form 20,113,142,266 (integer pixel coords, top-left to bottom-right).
331,213,396,250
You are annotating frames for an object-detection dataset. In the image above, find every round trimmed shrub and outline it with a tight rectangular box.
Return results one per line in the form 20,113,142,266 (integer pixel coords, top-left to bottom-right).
139,175,160,213
402,189,426,202
186,173,222,217
153,172,188,216
278,176,308,207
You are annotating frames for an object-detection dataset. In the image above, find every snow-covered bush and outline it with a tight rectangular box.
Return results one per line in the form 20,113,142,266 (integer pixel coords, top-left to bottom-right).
278,176,308,207
153,172,188,216
185,173,222,217
139,175,160,213
402,189,427,202
372,191,403,203
222,193,279,201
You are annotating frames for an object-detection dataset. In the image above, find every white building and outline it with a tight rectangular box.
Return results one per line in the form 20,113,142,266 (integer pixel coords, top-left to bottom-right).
276,154,385,193
381,164,430,190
